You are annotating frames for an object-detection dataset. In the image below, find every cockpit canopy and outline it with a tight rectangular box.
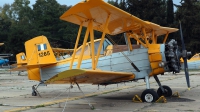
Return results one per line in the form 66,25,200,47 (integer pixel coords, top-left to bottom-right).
75,38,112,56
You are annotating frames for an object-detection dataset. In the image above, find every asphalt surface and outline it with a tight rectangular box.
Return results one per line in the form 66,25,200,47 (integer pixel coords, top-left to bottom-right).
1,69,200,112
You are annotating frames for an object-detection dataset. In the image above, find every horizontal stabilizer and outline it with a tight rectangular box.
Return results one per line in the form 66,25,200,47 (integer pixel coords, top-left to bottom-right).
11,64,27,71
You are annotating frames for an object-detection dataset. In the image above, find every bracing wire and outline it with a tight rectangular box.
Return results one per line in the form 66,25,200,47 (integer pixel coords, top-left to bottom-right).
62,85,73,112
75,82,95,110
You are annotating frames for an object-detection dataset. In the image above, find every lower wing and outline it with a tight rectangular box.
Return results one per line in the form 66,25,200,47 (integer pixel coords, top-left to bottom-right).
46,69,135,85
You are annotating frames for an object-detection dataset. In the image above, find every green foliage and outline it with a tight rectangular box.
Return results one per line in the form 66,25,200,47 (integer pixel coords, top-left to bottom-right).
167,0,174,24
126,0,167,26
107,0,115,5
175,0,200,54
0,0,200,61
0,5,12,53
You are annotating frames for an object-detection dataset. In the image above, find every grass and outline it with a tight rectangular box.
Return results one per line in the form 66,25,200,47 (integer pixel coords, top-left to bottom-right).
31,104,45,109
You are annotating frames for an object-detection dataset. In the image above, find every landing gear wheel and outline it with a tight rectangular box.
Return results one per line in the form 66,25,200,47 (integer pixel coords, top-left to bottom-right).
32,91,37,96
141,89,159,102
157,85,172,97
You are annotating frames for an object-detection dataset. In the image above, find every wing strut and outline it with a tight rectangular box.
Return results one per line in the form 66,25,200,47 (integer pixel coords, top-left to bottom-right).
163,32,169,43
75,19,98,69
89,20,96,70
77,21,90,68
95,14,111,68
70,22,83,69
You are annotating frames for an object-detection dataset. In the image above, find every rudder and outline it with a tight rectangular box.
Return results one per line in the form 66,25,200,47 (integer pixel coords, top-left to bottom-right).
25,35,57,66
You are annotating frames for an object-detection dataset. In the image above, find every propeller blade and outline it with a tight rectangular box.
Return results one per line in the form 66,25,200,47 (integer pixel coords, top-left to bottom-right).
179,21,190,89
183,57,190,89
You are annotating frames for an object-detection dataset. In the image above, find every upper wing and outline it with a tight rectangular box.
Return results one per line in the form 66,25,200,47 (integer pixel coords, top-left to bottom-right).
60,0,178,36
46,69,135,85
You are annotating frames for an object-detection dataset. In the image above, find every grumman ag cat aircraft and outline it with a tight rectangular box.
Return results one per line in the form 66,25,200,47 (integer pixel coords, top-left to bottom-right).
181,53,200,70
12,0,191,102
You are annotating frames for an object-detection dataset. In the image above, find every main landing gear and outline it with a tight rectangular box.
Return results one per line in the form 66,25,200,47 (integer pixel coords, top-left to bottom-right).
140,75,172,102
141,89,158,102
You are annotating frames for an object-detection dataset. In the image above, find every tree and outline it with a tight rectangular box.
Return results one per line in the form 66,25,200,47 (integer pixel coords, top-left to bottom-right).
4,0,38,58
119,0,127,11
175,0,200,54
108,0,115,5
0,4,12,43
32,0,62,37
167,0,174,24
32,0,79,49
0,5,12,53
127,0,167,26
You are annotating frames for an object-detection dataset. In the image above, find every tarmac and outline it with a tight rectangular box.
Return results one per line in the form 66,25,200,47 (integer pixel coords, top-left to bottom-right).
1,68,200,112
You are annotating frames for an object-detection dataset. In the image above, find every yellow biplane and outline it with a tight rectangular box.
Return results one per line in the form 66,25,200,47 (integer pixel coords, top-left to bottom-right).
181,53,200,70
13,0,191,102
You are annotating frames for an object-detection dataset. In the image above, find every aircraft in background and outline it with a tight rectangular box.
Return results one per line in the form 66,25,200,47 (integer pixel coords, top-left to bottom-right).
0,43,13,66
0,58,9,66
11,48,73,71
181,53,200,70
12,0,191,102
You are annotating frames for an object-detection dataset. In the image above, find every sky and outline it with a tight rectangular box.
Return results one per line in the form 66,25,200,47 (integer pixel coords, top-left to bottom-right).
0,0,181,7
0,0,87,6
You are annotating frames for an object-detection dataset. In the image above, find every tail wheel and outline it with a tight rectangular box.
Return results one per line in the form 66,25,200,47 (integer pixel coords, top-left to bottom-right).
32,91,37,96
141,89,159,102
157,85,172,97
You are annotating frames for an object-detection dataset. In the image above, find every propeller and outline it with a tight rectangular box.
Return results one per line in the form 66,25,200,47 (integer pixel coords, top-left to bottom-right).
179,21,190,90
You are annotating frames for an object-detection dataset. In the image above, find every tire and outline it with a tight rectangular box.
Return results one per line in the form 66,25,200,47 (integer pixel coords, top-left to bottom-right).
157,85,172,97
141,89,159,102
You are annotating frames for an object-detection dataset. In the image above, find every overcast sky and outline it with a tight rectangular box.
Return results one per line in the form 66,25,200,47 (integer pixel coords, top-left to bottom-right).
0,0,181,7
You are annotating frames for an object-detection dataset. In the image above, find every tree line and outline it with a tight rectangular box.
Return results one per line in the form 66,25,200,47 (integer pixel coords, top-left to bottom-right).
0,0,200,60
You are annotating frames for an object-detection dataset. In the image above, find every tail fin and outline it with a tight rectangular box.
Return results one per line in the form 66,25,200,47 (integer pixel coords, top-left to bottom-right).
11,52,27,71
16,52,27,65
24,36,57,81
12,36,57,81
25,35,57,66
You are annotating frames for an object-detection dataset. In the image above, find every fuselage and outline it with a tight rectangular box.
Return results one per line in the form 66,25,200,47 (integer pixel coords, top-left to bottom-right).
40,39,169,82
